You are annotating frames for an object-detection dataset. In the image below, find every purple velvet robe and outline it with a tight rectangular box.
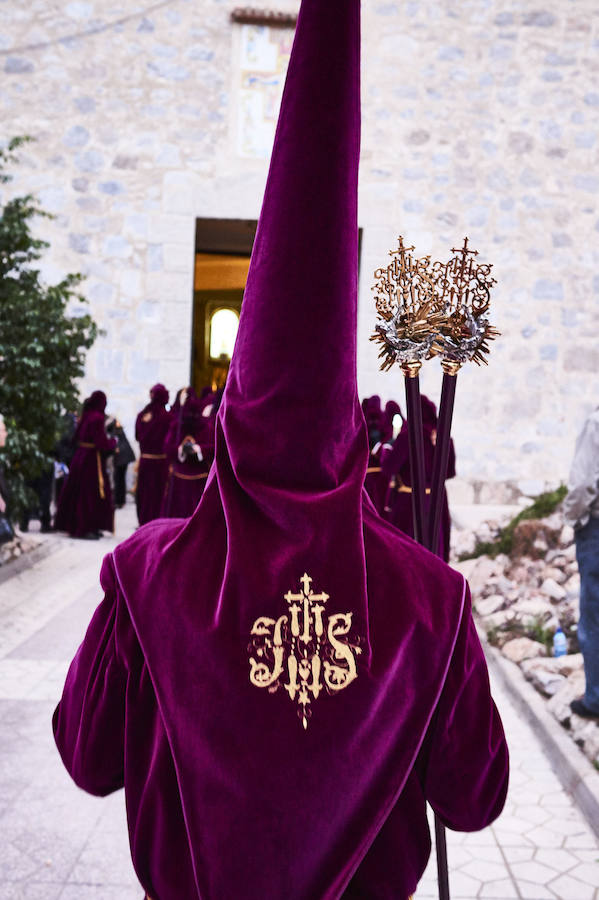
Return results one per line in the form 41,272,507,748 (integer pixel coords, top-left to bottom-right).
364,443,392,514
54,407,116,537
160,414,214,519
135,402,172,526
53,2,507,897
53,511,507,899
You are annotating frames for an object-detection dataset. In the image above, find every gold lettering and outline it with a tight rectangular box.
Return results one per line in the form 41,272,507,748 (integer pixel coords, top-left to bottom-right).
249,615,287,688
324,613,358,691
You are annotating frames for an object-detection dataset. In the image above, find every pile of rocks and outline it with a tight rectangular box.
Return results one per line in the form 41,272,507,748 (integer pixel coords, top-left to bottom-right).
0,532,44,568
455,513,599,768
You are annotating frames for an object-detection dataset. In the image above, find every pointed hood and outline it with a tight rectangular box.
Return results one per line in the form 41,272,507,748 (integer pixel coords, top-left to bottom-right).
219,0,365,494
208,0,370,668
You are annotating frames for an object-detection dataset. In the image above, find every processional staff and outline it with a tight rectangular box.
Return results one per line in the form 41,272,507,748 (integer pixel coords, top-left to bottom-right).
370,234,499,900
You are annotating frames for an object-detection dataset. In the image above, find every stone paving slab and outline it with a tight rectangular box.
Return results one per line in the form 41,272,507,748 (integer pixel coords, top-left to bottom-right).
0,502,597,899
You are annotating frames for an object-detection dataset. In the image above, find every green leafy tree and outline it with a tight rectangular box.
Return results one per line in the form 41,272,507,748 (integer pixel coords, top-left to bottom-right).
0,136,99,519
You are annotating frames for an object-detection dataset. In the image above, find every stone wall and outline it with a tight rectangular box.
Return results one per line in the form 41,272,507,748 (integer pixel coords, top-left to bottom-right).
1,0,597,494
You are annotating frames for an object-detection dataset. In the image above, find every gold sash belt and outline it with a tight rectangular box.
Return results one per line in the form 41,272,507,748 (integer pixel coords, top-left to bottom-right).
366,466,381,474
78,442,105,499
141,453,167,460
173,471,208,481
394,476,430,495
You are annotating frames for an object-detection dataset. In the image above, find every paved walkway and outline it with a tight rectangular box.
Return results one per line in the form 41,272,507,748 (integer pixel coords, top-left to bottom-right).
0,502,597,899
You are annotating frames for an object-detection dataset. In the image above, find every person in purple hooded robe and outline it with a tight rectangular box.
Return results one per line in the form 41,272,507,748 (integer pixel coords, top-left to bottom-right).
383,395,456,562
54,391,117,539
363,396,392,515
364,398,404,514
135,384,172,526
161,388,214,518
384,399,402,442
53,3,508,898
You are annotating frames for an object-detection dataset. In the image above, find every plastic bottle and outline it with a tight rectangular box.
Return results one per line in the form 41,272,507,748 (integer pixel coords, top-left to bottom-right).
553,626,567,658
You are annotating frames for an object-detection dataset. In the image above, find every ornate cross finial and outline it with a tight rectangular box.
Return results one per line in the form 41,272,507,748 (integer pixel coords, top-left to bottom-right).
371,235,499,371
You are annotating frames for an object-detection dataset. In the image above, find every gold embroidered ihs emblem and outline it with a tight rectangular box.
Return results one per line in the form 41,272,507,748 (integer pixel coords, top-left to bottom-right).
248,573,361,729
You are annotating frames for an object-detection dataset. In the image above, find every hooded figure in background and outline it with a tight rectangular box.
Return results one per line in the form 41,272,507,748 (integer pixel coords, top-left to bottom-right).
384,399,402,442
363,395,391,515
161,389,214,518
135,383,171,526
383,395,456,561
363,397,404,514
53,2,507,898
54,391,116,539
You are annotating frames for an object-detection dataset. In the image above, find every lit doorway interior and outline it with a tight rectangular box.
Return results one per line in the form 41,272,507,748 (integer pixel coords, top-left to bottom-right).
192,218,362,393
192,218,257,393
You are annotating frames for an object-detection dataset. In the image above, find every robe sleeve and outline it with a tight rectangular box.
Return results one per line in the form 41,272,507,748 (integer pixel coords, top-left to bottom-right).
52,554,128,797
420,583,509,831
382,431,409,479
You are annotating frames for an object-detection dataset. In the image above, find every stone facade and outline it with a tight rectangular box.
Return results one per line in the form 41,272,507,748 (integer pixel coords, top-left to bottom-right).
1,0,597,495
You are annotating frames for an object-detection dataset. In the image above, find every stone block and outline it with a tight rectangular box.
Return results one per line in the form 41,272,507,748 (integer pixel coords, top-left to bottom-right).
563,346,599,372
88,282,114,305
95,347,125,382
98,181,125,195
502,637,547,663
68,233,90,254
148,214,194,244
573,174,599,193
533,279,563,301
123,214,148,240
147,244,164,272
138,300,162,324
446,478,475,505
63,125,90,149
508,132,534,154
155,330,190,361
38,186,66,213
102,235,132,259
523,11,556,27
74,150,104,173
475,595,504,617
74,95,96,113
146,271,193,304
163,242,194,273
128,352,160,385
162,172,199,215
113,154,138,169
541,577,567,602
119,269,143,299
4,57,34,74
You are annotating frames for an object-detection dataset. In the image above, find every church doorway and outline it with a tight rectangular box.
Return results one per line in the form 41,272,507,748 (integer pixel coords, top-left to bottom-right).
192,218,257,394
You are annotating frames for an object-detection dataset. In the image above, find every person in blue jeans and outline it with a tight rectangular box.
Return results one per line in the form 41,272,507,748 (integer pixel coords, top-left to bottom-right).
564,406,599,719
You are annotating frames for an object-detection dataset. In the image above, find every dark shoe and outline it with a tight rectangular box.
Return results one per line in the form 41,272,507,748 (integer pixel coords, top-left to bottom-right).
570,698,599,719
80,532,100,540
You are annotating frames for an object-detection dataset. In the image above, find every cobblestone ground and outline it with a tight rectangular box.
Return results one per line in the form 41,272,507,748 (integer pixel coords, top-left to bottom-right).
0,502,597,899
